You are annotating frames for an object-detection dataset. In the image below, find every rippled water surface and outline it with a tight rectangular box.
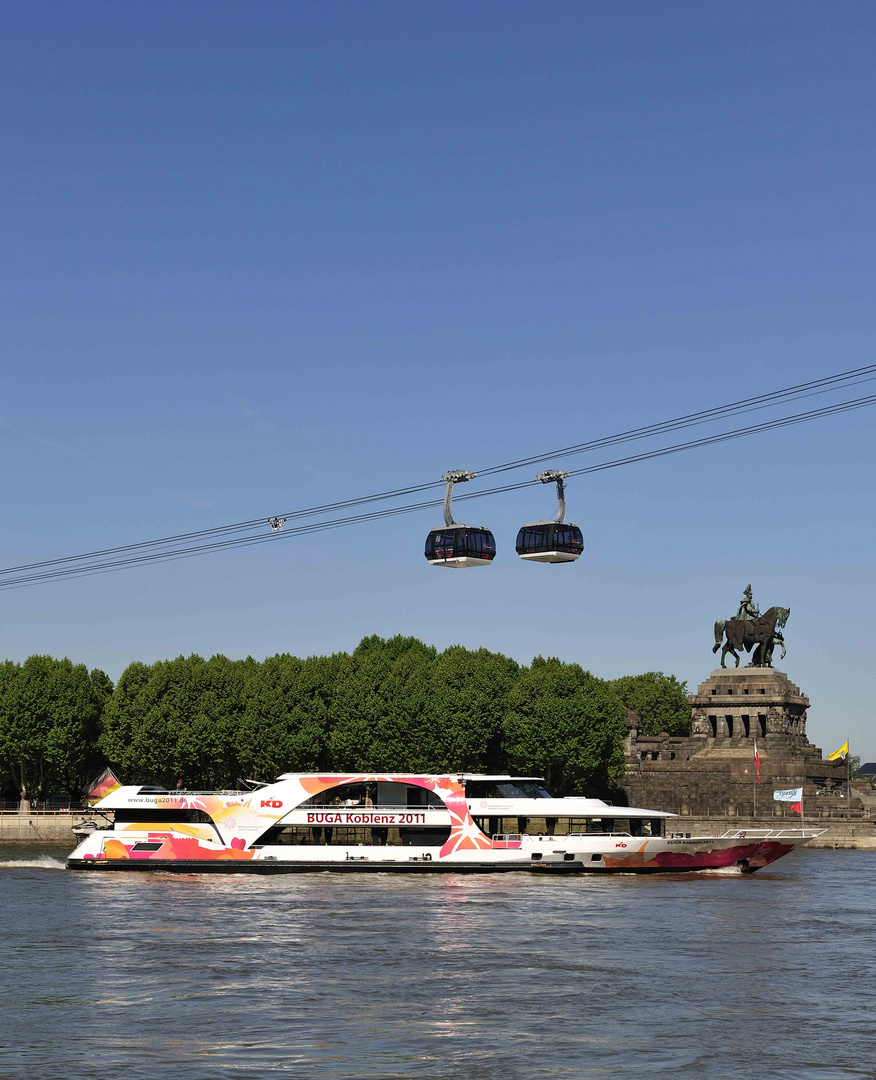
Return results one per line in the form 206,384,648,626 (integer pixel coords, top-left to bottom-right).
1,845,875,1079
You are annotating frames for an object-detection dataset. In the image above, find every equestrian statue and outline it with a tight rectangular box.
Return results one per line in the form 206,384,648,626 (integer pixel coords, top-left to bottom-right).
712,585,790,669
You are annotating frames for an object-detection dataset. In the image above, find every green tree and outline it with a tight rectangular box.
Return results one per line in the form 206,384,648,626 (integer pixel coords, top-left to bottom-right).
237,651,347,780
0,656,109,808
328,635,436,772
504,657,626,796
608,671,690,737
100,654,249,788
426,645,519,772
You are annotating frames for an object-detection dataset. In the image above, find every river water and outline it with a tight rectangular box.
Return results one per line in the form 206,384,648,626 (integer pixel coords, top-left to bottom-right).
1,844,874,1080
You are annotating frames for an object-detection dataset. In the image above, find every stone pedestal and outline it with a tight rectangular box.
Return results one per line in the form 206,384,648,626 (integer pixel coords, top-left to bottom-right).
689,668,810,747
620,668,851,816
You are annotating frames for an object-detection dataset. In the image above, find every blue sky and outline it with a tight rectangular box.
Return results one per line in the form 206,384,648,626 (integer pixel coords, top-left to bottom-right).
2,2,874,760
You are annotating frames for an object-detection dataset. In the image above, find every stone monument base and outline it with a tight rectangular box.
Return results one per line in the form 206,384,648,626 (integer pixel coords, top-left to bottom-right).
620,668,855,816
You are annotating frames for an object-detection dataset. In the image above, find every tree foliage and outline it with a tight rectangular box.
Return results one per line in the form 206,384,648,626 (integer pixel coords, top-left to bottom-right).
504,657,627,795
608,671,691,737
0,656,110,804
99,654,250,788
1,638,695,802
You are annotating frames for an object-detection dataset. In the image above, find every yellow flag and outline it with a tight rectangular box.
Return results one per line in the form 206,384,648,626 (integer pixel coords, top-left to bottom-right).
828,740,849,761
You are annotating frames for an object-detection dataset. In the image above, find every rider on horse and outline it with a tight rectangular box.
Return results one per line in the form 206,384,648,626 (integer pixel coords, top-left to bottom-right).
735,585,760,623
712,586,790,668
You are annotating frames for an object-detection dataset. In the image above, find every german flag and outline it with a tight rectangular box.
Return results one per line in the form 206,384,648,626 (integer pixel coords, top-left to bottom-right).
84,768,122,805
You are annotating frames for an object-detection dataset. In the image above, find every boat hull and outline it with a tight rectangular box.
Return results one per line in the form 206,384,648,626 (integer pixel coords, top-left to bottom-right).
66,836,805,874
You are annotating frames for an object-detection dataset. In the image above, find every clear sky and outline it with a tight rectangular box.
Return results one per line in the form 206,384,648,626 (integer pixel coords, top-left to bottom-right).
2,2,874,760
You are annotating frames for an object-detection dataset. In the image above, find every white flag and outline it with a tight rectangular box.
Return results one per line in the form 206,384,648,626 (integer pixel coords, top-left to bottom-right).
773,787,803,803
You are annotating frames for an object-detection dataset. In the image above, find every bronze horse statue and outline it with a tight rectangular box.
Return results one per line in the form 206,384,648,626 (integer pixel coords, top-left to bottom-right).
712,606,790,669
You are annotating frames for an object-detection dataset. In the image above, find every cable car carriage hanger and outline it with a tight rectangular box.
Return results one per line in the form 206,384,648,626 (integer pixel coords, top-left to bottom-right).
424,469,583,568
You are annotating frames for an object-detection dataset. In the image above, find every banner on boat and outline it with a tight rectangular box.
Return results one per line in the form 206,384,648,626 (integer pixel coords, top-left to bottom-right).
305,811,429,826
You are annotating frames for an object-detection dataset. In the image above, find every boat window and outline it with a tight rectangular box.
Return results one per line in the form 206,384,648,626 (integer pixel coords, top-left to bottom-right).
494,782,529,798
130,841,164,852
114,808,214,824
304,781,445,811
251,826,296,847
399,827,450,847
512,782,552,799
466,781,527,799
251,821,452,848
306,782,369,807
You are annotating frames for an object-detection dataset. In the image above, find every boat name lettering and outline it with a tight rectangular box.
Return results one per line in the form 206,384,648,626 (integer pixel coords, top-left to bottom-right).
615,843,627,848
260,799,283,809
306,812,427,825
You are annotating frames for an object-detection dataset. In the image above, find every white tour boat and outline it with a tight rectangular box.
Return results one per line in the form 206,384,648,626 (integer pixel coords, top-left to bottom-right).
66,772,819,874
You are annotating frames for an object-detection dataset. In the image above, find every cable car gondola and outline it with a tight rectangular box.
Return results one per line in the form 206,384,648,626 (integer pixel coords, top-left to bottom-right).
515,470,583,564
425,470,496,568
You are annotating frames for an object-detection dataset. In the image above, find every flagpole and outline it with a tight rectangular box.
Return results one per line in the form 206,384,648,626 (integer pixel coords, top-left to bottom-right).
847,742,851,819
753,742,757,818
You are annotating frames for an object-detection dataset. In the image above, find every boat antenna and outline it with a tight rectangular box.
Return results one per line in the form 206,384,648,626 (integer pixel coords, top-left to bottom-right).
440,470,477,527
534,469,570,524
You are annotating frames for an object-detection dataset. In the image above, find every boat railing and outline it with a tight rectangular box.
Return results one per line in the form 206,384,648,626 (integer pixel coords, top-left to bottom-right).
306,801,446,811
718,828,828,840
165,790,245,796
492,831,636,841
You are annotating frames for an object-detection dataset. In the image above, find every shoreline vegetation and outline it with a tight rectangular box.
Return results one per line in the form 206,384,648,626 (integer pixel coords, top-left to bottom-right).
1,635,690,807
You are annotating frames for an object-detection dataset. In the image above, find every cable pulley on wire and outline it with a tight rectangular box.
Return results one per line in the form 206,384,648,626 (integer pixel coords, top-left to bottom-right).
515,470,584,564
424,471,496,568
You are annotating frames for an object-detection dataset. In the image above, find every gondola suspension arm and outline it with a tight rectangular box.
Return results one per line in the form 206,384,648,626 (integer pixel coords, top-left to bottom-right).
535,469,570,525
441,470,477,527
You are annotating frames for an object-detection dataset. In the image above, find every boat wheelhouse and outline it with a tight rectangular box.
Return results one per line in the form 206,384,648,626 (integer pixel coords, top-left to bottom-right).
67,772,820,874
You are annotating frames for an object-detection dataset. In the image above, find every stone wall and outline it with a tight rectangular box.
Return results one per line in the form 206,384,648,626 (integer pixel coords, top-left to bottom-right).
620,667,855,815
0,812,92,843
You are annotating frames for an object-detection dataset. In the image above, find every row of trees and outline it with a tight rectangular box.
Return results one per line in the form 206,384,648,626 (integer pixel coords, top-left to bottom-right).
0,636,691,804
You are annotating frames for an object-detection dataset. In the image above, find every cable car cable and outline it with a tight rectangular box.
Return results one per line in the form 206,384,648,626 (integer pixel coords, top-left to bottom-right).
1,364,872,580
3,389,875,586
1,378,875,588
3,363,872,580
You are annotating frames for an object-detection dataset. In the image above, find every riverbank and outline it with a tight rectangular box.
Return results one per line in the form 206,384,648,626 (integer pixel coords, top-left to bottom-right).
0,812,93,842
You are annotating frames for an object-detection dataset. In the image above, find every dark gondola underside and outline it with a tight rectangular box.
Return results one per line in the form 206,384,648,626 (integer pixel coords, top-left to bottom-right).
515,522,583,563
425,526,496,567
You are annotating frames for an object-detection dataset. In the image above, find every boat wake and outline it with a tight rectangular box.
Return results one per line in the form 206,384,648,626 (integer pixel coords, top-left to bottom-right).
0,856,66,870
